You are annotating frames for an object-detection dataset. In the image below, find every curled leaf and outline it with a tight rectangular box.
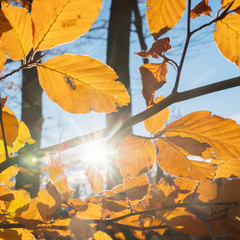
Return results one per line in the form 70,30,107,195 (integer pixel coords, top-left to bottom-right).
140,61,167,105
190,0,212,19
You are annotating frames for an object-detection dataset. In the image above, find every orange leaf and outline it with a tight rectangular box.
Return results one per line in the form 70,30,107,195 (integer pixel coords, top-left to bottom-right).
47,159,73,202
0,185,14,201
146,0,186,39
197,181,217,202
85,165,104,194
76,201,102,220
0,229,36,240
156,138,217,182
144,96,169,134
117,136,156,178
0,8,12,34
221,0,240,14
91,231,113,240
31,0,102,51
136,37,171,58
0,166,19,187
190,0,212,19
37,54,130,114
213,13,240,67
140,61,167,105
1,2,32,60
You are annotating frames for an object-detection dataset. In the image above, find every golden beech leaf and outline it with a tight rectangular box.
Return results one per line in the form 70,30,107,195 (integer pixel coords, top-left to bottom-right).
146,0,186,39
221,0,240,13
1,2,32,60
163,111,240,160
144,96,169,134
76,201,102,220
136,37,172,58
212,158,240,178
0,166,19,187
0,40,6,72
190,0,212,19
196,181,217,202
37,54,130,114
213,13,240,67
91,231,113,240
112,175,149,201
31,0,102,51
85,165,103,194
0,185,14,201
140,61,167,105
156,138,217,182
117,136,156,178
0,9,12,34
0,105,19,147
0,229,36,240
47,159,73,202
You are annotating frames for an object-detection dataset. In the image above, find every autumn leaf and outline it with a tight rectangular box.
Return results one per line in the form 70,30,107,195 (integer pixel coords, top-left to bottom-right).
37,54,130,114
162,111,240,160
0,166,19,187
75,201,102,220
140,61,167,105
190,0,212,19
196,181,217,202
117,136,156,178
85,165,104,194
136,37,172,58
0,229,36,240
91,231,113,240
156,137,217,182
144,96,169,134
213,13,240,67
31,0,102,51
0,2,32,60
146,0,186,39
221,0,240,13
47,159,73,202
0,185,14,201
0,40,6,72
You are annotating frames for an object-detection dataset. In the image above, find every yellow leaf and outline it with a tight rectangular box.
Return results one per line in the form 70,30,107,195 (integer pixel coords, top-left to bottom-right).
156,138,217,182
92,231,113,240
0,9,12,34
0,185,14,201
1,2,32,60
37,54,130,113
0,166,19,186
163,111,240,160
47,159,73,202
197,181,217,202
0,40,6,72
144,96,169,134
0,105,19,147
0,229,36,240
221,0,240,13
213,13,240,67
117,136,156,178
146,0,186,39
76,202,102,220
31,0,102,51
85,165,103,194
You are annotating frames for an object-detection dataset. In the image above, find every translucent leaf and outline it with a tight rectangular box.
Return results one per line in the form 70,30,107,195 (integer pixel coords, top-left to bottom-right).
0,9,12,34
197,181,217,202
140,62,167,105
221,0,240,13
37,54,130,113
47,159,73,202
76,202,102,219
0,166,19,186
91,231,113,240
144,96,169,134
117,136,156,178
213,13,240,67
146,0,186,39
85,165,103,194
0,185,14,201
1,3,32,60
0,229,36,240
156,138,217,182
190,0,212,19
69,217,93,239
31,0,102,51
0,40,6,72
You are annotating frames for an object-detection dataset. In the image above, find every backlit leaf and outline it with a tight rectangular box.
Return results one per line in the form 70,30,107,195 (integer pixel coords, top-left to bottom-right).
0,229,36,240
163,111,240,160
117,136,156,178
197,181,217,202
146,0,186,39
0,8,12,34
136,37,172,58
190,0,212,19
213,13,240,67
140,62,167,105
75,202,102,220
31,0,102,51
144,96,169,134
92,231,113,240
156,138,217,181
37,54,130,113
0,40,6,72
69,217,93,239
0,185,14,201
85,165,103,194
221,0,240,13
1,2,32,60
0,166,19,187
47,159,73,202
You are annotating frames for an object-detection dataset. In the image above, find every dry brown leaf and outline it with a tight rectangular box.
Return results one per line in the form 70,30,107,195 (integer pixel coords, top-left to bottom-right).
85,165,104,194
117,136,156,178
190,0,212,19
140,61,167,105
